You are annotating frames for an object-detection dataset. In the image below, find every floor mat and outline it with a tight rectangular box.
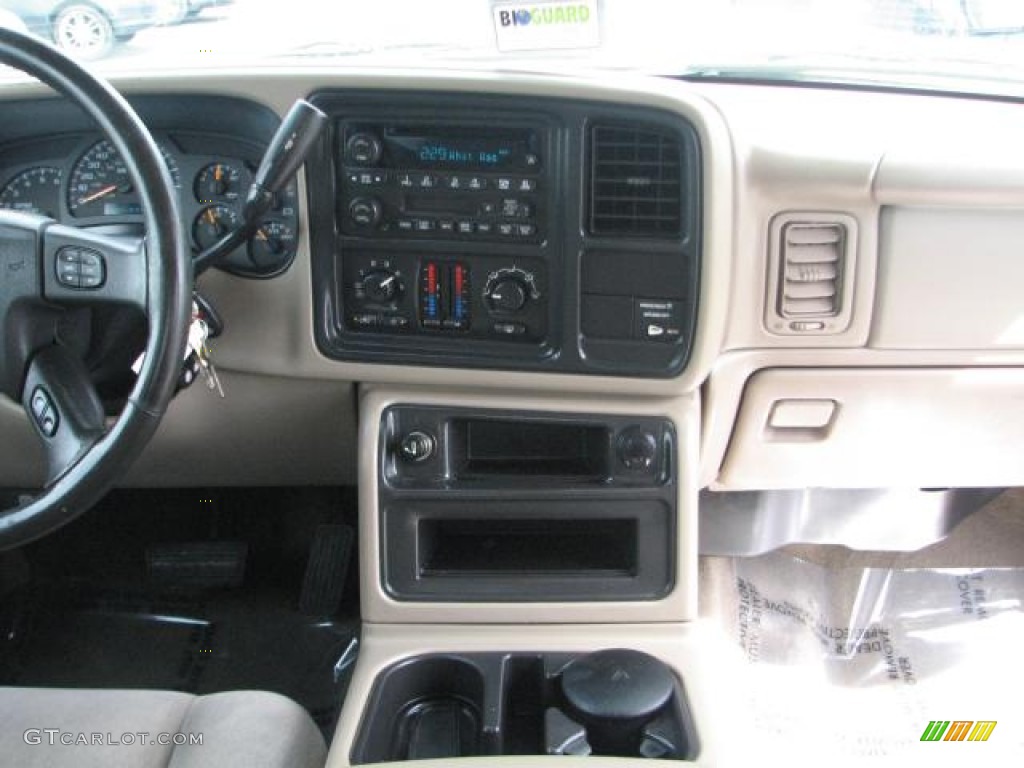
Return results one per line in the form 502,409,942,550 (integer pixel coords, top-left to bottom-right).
6,588,357,739
701,552,1024,765
0,487,360,741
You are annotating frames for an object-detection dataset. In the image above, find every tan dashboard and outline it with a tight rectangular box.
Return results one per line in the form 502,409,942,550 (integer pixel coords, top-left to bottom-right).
0,69,1022,492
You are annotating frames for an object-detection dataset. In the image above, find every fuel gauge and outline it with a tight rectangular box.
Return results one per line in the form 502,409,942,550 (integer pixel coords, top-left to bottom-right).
248,219,297,270
193,205,239,250
194,162,243,204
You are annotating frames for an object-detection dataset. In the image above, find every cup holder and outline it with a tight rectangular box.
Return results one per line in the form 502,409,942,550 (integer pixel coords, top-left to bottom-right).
351,650,698,764
352,656,488,763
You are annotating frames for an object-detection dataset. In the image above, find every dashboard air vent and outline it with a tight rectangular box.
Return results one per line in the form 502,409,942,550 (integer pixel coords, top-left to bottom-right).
778,222,845,318
765,213,858,337
589,123,682,238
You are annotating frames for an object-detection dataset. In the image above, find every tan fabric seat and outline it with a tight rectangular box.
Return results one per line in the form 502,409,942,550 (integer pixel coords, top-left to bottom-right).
0,687,327,768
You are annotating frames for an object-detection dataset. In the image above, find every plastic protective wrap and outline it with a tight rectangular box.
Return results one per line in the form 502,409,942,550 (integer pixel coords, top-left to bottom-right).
706,553,1024,765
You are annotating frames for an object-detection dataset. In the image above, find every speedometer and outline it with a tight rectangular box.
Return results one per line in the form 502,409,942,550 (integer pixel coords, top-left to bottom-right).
0,167,62,218
68,139,180,218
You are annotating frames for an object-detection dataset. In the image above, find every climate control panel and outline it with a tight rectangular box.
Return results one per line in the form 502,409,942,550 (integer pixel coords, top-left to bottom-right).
341,251,547,342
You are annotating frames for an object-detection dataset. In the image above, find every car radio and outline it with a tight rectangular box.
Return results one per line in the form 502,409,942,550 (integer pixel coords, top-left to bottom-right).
336,122,545,242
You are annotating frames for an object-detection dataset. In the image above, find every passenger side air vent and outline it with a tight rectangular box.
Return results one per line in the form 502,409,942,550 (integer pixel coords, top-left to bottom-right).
766,214,857,336
588,123,682,238
779,222,843,317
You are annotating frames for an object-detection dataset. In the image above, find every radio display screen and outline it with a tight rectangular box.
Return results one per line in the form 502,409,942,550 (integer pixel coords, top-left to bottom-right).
380,126,538,171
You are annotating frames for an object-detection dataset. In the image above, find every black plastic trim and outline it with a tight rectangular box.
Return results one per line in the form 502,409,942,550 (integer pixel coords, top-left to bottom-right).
306,89,702,378
378,405,677,603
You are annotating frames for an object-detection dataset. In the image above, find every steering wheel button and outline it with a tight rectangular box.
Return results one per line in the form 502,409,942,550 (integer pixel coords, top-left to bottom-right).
40,414,58,438
30,388,49,419
29,387,58,437
79,249,103,268
56,262,81,288
57,247,82,264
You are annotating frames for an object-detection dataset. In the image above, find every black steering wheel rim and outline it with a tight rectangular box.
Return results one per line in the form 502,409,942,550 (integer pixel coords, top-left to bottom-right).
0,28,191,549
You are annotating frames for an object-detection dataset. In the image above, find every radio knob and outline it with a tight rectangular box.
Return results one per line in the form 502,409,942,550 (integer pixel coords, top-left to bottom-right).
486,277,528,313
349,197,383,229
362,269,401,303
346,132,383,166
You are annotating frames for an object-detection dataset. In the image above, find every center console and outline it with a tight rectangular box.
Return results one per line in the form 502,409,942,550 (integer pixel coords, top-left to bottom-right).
312,84,711,768
378,406,676,603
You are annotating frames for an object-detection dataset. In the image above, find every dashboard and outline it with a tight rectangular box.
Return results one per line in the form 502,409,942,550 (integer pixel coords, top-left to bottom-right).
0,69,1023,499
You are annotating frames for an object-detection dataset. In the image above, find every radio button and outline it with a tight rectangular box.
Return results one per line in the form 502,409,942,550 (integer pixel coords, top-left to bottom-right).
384,314,410,329
350,312,381,328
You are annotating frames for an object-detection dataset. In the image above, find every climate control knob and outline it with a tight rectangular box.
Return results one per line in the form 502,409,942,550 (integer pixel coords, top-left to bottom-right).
484,268,538,314
486,277,528,313
362,269,401,304
349,197,382,229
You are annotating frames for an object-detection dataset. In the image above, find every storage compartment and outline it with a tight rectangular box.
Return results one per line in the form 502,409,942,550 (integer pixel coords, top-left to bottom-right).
719,367,1024,489
351,651,699,765
419,518,637,576
382,406,673,489
452,418,610,480
383,499,673,602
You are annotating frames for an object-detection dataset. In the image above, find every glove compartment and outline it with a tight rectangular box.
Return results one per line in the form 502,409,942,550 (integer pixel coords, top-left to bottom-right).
717,368,1024,489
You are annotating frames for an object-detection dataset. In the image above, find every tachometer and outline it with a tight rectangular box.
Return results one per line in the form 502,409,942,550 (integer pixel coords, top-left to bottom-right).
68,139,180,218
0,167,62,218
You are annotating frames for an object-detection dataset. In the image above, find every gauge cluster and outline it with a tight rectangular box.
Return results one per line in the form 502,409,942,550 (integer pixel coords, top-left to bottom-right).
0,133,299,279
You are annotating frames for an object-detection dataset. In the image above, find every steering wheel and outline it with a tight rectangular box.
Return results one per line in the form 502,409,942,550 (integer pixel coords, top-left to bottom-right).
0,28,190,550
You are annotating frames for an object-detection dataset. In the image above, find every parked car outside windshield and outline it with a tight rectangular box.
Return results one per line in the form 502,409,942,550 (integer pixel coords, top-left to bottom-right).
2,0,162,59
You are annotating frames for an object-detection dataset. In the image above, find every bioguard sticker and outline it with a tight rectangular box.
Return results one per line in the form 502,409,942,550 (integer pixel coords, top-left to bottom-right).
492,0,600,52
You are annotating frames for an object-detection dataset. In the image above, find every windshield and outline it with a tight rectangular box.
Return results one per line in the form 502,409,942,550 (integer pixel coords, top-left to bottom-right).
2,0,1024,97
